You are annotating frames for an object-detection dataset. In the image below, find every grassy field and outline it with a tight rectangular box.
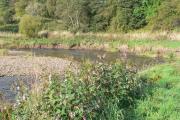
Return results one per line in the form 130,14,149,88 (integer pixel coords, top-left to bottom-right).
134,63,180,120
1,36,180,49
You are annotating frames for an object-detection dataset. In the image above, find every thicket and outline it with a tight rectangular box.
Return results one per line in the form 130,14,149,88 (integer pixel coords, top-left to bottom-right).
0,0,179,33
19,15,42,37
10,62,148,120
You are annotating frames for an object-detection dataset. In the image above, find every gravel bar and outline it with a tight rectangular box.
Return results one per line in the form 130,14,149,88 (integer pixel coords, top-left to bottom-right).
0,56,76,76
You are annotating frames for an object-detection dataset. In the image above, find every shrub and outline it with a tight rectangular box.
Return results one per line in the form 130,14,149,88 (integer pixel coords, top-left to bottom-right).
13,61,146,120
19,15,42,37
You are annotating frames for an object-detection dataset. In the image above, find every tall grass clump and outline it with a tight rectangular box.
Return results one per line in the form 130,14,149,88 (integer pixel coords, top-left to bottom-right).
11,61,146,120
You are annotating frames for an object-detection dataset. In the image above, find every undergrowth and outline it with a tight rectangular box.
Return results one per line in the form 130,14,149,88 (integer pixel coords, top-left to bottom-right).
1,61,148,120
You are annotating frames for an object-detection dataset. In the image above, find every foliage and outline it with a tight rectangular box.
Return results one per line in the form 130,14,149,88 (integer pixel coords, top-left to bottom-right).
141,0,162,21
25,2,45,17
148,0,180,31
0,0,15,25
12,61,145,120
55,0,91,32
19,15,42,37
0,24,18,32
89,0,116,32
0,0,180,33
46,0,57,18
109,0,144,32
1,61,180,120
15,0,28,18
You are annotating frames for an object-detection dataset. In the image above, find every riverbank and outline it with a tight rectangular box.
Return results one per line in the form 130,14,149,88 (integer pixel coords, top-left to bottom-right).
0,32,180,57
0,56,76,77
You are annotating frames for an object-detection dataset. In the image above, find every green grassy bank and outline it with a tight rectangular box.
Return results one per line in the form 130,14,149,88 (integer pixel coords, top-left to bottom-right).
0,35,180,55
134,62,180,120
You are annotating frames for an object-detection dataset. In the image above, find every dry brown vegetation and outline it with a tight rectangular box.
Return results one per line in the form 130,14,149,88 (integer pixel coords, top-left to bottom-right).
0,31,179,41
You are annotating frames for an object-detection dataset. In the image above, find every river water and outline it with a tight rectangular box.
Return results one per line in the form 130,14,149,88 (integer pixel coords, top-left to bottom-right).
0,76,34,103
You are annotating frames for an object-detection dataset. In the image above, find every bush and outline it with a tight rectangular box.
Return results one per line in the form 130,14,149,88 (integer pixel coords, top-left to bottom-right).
19,15,42,37
13,62,146,120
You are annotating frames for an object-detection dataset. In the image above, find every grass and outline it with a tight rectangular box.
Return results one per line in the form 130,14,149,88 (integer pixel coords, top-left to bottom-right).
113,39,180,49
134,63,180,120
1,36,180,60
1,35,180,51
0,32,180,58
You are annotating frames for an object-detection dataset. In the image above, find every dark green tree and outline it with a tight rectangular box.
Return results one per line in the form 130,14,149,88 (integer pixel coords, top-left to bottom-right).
46,0,57,18
55,0,90,32
149,0,180,31
110,0,144,32
0,0,16,24
15,0,28,18
89,0,117,32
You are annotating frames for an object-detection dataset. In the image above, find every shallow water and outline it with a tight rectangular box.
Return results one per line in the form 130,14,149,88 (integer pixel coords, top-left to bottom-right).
9,48,164,68
0,76,16,102
0,76,34,103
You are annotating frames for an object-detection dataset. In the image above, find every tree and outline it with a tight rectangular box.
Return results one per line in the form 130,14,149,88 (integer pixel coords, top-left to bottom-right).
141,0,162,21
109,0,145,32
55,0,90,32
46,0,57,18
0,0,15,24
149,0,180,31
0,0,178,33
88,0,117,32
15,0,28,18
26,2,45,16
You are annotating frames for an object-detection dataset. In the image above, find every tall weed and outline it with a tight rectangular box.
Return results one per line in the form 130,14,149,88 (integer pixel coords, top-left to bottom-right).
13,61,146,120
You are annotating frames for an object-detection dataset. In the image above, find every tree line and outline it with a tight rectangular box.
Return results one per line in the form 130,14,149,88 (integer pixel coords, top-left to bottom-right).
0,0,179,34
